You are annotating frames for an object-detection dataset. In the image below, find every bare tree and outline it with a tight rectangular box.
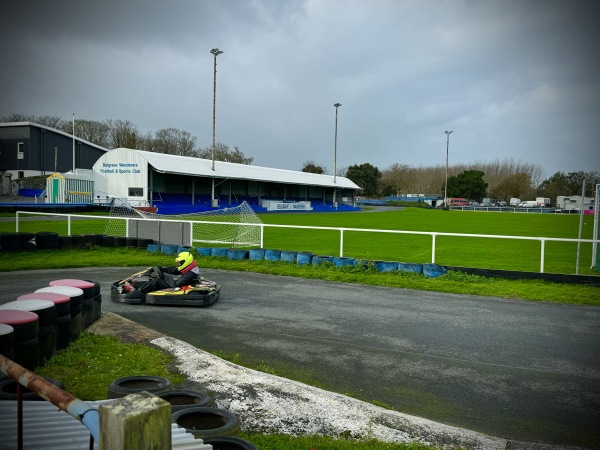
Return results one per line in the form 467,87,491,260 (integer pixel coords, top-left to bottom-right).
107,119,140,149
151,128,197,156
73,119,111,147
197,142,254,164
301,160,326,174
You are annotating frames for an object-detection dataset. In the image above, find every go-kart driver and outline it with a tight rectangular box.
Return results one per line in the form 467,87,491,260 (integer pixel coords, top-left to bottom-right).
125,251,201,294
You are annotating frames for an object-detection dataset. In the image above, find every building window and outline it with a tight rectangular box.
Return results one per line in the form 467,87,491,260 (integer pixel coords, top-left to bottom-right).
129,187,143,197
17,142,24,160
18,171,24,179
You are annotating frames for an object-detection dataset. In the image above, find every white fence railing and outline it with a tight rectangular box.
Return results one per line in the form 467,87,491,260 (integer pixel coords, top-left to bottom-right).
14,211,600,274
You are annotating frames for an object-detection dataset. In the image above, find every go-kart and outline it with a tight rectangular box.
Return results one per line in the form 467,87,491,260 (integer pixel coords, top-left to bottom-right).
110,267,220,307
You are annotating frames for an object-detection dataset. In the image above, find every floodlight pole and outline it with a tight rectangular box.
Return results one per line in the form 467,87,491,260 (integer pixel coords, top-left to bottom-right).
444,130,453,208
333,103,341,207
210,48,223,172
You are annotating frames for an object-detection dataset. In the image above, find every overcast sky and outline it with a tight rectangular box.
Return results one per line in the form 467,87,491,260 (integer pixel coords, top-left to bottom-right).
2,0,599,179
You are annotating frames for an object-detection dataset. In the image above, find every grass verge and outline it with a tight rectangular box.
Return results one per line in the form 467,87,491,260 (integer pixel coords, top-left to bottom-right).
35,333,436,450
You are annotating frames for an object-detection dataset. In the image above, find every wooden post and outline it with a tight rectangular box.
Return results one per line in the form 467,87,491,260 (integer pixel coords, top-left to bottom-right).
99,391,172,450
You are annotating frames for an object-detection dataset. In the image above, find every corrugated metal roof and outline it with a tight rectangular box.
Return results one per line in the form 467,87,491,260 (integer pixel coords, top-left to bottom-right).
0,122,109,153
128,148,361,190
0,400,212,449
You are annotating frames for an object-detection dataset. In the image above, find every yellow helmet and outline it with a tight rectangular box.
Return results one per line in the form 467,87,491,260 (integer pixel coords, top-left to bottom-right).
176,251,194,271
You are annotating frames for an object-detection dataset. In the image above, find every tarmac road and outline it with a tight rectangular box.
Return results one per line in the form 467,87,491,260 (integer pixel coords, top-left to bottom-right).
1,266,599,448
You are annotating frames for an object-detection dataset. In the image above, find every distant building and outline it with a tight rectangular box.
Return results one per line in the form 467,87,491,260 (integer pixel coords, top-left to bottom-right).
0,122,108,194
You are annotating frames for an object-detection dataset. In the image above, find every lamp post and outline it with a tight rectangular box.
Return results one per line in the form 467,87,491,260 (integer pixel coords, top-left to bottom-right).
210,48,223,172
444,130,453,208
333,103,341,207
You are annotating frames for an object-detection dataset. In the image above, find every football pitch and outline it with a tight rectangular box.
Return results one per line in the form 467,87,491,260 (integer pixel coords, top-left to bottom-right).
259,208,598,276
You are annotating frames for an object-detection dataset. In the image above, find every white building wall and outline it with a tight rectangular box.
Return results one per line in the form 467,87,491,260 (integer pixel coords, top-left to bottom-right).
92,148,149,204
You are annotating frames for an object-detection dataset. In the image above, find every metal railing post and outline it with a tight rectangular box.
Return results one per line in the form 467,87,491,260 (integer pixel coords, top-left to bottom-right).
67,215,72,236
340,229,344,257
540,239,546,273
431,233,436,263
16,212,20,232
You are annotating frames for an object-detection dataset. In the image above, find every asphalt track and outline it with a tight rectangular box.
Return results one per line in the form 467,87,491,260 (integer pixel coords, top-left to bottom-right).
1,267,599,448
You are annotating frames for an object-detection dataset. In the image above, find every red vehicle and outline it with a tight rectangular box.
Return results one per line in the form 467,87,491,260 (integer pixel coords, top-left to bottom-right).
448,198,470,206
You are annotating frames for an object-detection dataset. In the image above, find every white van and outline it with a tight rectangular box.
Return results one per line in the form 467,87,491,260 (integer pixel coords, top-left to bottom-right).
509,198,521,206
519,201,538,208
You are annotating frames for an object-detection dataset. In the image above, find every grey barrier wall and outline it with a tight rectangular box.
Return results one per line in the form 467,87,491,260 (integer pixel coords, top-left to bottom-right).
129,220,191,246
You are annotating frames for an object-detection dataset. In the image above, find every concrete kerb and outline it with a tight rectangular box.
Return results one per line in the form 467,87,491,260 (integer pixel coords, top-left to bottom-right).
86,313,507,450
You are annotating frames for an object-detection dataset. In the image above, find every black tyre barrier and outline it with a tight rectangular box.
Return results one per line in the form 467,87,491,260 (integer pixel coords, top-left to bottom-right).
38,240,59,250
58,235,73,250
107,375,172,399
35,232,59,243
126,237,139,248
138,238,154,249
84,234,100,245
20,241,37,251
0,233,20,251
0,324,14,360
157,390,214,412
101,235,115,247
0,377,64,401
114,236,127,247
71,234,86,248
172,407,241,439
17,232,36,243
203,436,258,450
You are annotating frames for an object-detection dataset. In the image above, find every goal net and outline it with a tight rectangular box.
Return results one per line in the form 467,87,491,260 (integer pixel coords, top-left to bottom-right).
103,199,262,248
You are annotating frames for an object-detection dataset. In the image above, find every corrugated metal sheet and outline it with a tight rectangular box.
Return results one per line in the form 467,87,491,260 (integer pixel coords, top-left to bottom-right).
0,400,212,449
129,148,361,189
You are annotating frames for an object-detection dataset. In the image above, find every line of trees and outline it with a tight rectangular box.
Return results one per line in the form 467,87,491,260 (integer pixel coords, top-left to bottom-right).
303,158,599,201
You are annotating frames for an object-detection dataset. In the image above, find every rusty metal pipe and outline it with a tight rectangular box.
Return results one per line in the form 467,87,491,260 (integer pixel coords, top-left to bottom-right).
0,354,100,444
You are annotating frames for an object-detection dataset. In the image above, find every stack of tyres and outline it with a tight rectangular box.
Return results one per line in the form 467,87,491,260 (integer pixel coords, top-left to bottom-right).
35,286,84,341
83,280,102,322
49,279,96,328
0,310,39,370
17,292,72,351
0,233,20,252
0,300,57,365
0,324,14,360
17,232,36,251
35,232,59,250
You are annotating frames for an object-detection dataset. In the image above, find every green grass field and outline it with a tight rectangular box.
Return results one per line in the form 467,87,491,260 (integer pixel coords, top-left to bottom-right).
3,208,598,275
